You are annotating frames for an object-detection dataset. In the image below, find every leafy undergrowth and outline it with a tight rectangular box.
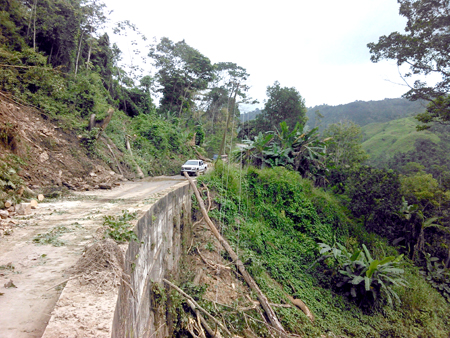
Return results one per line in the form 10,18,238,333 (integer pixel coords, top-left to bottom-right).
189,163,450,337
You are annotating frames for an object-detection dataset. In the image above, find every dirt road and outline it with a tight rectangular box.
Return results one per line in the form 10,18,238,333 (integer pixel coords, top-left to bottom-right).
0,176,185,338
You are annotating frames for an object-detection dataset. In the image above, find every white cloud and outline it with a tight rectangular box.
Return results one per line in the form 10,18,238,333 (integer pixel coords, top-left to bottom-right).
104,0,412,107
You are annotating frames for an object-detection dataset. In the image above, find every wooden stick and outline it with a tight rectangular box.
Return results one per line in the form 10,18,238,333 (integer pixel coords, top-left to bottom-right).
183,172,287,335
163,278,232,337
46,275,79,291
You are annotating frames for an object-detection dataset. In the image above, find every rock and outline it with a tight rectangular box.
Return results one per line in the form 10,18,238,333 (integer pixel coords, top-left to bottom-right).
109,171,115,176
89,172,97,177
113,182,121,186
0,210,8,219
39,151,49,162
7,206,14,212
99,183,112,190
15,203,31,215
37,194,44,201
4,279,17,288
4,200,13,208
30,199,38,209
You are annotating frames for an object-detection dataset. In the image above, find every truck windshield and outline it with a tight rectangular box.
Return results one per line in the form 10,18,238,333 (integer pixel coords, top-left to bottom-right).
184,160,198,165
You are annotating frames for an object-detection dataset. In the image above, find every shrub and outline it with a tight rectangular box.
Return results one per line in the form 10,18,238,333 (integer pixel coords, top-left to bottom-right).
318,242,407,307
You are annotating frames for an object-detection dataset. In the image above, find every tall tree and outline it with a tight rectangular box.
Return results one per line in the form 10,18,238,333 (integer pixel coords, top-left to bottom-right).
367,0,450,129
261,81,307,131
149,37,214,116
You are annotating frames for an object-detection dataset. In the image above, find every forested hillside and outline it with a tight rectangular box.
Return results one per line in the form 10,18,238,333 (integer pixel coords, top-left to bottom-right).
0,0,254,206
306,98,426,131
1,0,450,337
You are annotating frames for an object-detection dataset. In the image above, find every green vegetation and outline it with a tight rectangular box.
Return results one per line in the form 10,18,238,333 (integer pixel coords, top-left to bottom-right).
190,164,450,337
318,242,407,307
103,210,138,243
2,0,450,335
361,116,441,164
306,98,425,132
32,226,70,246
368,0,450,130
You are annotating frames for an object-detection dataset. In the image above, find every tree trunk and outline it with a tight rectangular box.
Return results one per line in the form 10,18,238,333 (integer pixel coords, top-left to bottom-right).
32,0,37,51
445,247,450,269
86,28,93,69
95,108,114,138
88,114,96,131
126,136,144,179
219,83,239,156
75,30,84,76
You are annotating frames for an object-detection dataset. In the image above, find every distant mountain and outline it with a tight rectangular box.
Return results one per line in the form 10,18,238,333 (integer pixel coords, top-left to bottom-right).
306,98,427,131
240,108,262,122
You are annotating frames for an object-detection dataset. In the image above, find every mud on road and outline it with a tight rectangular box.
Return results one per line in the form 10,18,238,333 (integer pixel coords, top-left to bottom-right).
0,176,185,338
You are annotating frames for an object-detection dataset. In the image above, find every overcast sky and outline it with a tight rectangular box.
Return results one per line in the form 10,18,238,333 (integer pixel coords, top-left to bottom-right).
105,0,409,109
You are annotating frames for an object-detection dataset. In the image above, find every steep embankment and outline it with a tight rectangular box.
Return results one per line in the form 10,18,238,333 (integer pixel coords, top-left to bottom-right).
180,164,450,337
0,92,135,205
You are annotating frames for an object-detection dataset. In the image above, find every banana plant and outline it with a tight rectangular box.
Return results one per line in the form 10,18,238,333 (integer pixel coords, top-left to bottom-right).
238,132,274,168
319,242,407,307
420,253,450,302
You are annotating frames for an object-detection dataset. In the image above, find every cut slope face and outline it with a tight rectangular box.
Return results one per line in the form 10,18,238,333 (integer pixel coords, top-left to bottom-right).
0,93,135,201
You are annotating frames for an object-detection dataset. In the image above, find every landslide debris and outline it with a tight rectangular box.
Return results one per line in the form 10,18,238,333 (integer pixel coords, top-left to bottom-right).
0,92,135,212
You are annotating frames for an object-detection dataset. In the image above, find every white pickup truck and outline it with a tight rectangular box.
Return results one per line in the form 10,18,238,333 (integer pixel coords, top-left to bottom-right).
180,159,207,176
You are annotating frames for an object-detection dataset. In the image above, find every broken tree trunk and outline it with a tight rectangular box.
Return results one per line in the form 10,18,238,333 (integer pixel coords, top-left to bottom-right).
126,136,144,179
183,172,287,335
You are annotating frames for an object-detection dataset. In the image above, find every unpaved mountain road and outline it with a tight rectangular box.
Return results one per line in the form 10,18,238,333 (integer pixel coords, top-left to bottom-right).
0,175,185,338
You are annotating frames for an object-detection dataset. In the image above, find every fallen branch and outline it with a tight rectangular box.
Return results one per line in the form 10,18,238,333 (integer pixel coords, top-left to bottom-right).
106,142,125,177
163,278,232,337
285,280,314,323
46,275,79,291
188,300,220,338
184,172,287,335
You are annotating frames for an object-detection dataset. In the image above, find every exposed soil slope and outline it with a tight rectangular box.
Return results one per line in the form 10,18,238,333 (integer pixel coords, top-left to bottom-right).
0,91,135,199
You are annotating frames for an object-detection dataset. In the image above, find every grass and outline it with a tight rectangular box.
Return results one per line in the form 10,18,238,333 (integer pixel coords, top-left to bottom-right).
362,117,441,161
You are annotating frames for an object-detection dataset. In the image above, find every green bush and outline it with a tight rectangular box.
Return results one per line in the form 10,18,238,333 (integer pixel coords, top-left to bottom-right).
196,164,450,337
318,242,407,307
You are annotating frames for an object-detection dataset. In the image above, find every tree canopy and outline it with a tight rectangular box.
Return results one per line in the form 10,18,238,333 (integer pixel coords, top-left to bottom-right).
261,81,307,131
368,0,450,129
149,37,215,116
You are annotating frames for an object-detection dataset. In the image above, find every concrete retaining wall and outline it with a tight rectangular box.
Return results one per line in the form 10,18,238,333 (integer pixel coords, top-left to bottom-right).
111,181,193,338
